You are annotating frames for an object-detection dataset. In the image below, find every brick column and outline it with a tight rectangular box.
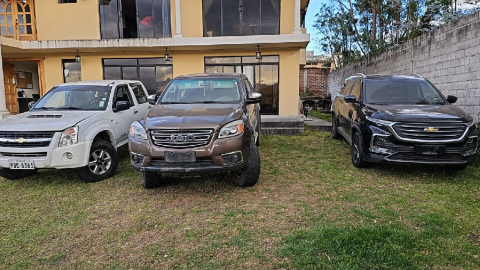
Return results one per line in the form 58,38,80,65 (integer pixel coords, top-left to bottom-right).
0,45,10,119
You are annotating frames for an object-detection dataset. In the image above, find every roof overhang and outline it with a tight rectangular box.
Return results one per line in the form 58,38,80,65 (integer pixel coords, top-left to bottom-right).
1,34,310,55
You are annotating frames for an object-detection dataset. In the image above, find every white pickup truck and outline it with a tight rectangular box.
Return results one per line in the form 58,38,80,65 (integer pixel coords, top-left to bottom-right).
0,80,151,182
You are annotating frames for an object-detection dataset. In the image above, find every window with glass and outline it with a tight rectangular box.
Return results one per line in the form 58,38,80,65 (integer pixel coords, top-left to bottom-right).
365,79,446,105
160,78,241,104
103,58,173,95
130,83,148,104
99,0,171,39
63,59,82,83
205,56,279,114
32,85,111,111
203,0,280,37
0,0,36,41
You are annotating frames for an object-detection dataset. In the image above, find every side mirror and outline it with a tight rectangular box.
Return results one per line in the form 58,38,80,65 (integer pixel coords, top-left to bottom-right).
344,94,358,103
28,101,37,110
447,95,457,104
246,93,262,104
147,94,157,105
114,101,130,112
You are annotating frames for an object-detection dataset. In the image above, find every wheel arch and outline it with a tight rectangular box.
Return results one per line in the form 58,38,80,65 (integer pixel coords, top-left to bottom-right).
84,125,116,148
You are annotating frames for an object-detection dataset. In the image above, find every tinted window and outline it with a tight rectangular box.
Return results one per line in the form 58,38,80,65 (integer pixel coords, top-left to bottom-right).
341,79,355,95
130,84,147,104
113,85,134,108
365,79,446,105
350,80,361,99
160,78,241,104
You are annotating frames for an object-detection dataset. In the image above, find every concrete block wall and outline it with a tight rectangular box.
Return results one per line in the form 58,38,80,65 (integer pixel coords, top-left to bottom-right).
327,10,480,120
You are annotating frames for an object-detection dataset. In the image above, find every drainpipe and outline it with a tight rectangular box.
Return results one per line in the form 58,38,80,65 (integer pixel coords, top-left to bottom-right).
0,46,10,119
293,0,302,34
174,0,183,38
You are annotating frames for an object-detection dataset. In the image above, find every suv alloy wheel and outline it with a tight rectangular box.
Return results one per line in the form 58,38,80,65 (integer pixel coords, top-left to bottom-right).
351,132,370,168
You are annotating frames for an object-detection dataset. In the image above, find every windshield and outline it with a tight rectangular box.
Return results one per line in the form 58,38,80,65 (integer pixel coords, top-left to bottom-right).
365,78,446,105
32,85,112,111
160,78,241,104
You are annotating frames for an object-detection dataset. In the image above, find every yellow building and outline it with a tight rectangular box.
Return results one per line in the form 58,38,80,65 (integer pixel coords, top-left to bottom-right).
0,0,310,118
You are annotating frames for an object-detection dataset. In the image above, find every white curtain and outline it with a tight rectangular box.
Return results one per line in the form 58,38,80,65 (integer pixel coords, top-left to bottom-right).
162,0,171,38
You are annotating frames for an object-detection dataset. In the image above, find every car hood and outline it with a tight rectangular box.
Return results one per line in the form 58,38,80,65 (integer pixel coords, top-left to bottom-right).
145,104,244,130
365,104,472,122
0,111,102,132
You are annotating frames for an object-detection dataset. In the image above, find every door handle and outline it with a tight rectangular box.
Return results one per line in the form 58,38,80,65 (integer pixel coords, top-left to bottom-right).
133,109,138,114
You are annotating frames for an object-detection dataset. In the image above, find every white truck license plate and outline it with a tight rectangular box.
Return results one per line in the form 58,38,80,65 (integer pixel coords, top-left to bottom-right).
9,160,35,170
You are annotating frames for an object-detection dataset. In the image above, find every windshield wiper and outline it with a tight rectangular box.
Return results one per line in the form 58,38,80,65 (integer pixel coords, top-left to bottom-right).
55,106,83,110
33,107,54,111
161,102,193,104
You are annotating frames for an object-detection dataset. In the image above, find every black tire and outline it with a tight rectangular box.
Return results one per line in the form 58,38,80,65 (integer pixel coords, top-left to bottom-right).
232,143,261,187
76,140,118,183
142,171,162,189
0,168,37,180
351,132,371,168
331,114,341,140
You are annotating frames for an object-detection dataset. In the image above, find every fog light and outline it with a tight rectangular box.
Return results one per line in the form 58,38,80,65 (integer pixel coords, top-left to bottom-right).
66,152,73,160
130,152,144,165
132,154,138,161
222,151,243,165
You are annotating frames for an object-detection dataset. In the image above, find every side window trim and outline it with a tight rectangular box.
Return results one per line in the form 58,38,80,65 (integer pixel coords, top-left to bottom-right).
128,83,148,105
113,84,134,108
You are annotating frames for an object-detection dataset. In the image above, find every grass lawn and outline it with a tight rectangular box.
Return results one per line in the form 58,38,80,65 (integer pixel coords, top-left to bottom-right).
307,110,332,122
1,129,480,269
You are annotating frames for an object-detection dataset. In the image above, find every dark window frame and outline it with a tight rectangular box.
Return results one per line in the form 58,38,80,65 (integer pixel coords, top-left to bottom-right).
202,0,281,37
102,58,173,95
59,0,77,3
62,59,82,83
204,55,279,115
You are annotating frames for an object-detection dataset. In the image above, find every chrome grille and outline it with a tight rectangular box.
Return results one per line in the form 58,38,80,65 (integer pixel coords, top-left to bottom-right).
0,132,55,148
387,153,465,163
392,122,468,142
1,152,47,157
150,129,214,148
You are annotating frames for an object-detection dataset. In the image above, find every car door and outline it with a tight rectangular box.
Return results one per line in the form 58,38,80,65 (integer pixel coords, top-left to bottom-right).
345,79,362,137
243,78,259,140
129,83,151,117
111,84,137,146
337,79,355,135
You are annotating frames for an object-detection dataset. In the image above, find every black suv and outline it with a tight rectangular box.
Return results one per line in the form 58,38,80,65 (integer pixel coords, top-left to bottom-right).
331,74,477,169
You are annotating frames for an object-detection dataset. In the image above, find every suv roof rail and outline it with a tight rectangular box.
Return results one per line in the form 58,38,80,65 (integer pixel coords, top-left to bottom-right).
353,73,366,78
412,73,422,78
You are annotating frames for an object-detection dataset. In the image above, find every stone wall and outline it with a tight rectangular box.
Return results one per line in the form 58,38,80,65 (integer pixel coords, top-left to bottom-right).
327,11,480,120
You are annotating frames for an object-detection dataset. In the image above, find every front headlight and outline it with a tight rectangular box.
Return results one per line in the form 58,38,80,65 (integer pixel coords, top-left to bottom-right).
366,116,395,127
129,121,148,140
219,120,244,139
59,126,78,147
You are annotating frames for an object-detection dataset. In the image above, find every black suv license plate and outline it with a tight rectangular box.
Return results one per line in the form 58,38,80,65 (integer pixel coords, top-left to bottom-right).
164,151,196,163
414,145,446,155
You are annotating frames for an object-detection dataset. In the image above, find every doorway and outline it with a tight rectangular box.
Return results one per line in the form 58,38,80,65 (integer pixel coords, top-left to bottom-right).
2,59,46,114
0,0,37,41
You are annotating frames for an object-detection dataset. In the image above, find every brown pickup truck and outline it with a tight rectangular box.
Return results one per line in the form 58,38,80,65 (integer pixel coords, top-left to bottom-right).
128,73,262,189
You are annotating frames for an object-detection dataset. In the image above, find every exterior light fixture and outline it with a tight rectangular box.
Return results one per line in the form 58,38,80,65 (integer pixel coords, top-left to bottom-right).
75,50,81,62
164,47,170,62
256,45,262,60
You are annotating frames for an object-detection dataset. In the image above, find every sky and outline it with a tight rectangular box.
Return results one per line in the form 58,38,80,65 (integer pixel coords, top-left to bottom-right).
305,0,327,55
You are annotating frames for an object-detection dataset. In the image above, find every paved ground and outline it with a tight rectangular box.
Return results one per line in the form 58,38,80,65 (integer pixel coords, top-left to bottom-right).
304,115,331,132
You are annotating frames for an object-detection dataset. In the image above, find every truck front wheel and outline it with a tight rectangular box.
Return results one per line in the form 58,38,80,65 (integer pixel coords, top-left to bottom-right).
76,140,118,183
231,143,261,187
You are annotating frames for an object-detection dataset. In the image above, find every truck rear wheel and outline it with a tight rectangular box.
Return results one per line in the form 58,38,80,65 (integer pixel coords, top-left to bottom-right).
0,168,37,180
76,140,118,183
142,171,162,189
232,143,261,187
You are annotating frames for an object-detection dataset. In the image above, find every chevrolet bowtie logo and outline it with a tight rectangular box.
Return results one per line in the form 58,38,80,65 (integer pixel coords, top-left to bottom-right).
15,138,27,143
424,127,439,132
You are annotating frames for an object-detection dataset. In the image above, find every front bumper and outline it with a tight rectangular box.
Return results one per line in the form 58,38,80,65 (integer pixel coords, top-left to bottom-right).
129,130,251,174
0,133,92,169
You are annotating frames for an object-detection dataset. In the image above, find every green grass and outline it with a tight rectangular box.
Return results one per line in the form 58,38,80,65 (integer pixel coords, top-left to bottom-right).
1,130,480,269
307,110,332,122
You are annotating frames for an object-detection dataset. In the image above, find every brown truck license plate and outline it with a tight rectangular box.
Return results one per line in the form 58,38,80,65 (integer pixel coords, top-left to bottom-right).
164,151,196,163
414,145,446,155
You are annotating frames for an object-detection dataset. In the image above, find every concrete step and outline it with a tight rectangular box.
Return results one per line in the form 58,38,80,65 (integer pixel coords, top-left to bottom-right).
260,115,305,135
